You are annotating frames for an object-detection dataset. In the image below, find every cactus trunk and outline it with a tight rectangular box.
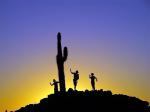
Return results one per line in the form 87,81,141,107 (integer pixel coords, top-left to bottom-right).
56,32,68,92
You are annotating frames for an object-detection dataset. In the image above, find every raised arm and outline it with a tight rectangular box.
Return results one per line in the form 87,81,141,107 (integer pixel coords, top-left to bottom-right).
89,74,91,78
70,68,74,74
50,82,53,86
95,77,98,81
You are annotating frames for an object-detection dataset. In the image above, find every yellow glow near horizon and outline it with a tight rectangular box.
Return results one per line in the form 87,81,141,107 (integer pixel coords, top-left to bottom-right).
1,0,150,112
1,53,150,112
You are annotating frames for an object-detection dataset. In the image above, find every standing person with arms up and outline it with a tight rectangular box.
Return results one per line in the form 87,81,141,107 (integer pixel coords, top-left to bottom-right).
50,79,59,94
70,68,79,90
89,73,98,91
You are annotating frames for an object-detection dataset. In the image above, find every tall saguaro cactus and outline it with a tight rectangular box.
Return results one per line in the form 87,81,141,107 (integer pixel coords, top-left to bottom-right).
56,32,68,92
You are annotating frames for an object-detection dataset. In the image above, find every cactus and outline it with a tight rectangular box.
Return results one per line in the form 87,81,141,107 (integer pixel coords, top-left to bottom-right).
56,32,68,92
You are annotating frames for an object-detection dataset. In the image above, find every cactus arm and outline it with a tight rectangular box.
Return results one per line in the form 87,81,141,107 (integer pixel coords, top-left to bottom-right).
63,47,68,62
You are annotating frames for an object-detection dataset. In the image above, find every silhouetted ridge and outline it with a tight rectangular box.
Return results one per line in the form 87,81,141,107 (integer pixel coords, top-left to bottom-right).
14,33,150,112
15,90,150,112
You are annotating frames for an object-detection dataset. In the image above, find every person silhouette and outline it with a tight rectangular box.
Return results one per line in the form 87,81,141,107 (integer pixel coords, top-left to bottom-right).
70,68,79,90
89,73,97,91
50,79,59,94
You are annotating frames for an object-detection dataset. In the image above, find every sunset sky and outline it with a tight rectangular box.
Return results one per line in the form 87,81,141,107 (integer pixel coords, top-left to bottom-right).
0,0,150,111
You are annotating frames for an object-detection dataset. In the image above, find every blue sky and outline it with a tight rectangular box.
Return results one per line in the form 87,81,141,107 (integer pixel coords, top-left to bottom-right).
0,0,150,111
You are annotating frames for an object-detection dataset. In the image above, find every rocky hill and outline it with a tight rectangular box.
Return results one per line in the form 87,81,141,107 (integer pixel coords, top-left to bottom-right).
15,89,150,112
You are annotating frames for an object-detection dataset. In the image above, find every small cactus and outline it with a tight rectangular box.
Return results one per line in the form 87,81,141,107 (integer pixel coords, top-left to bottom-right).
56,32,68,92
